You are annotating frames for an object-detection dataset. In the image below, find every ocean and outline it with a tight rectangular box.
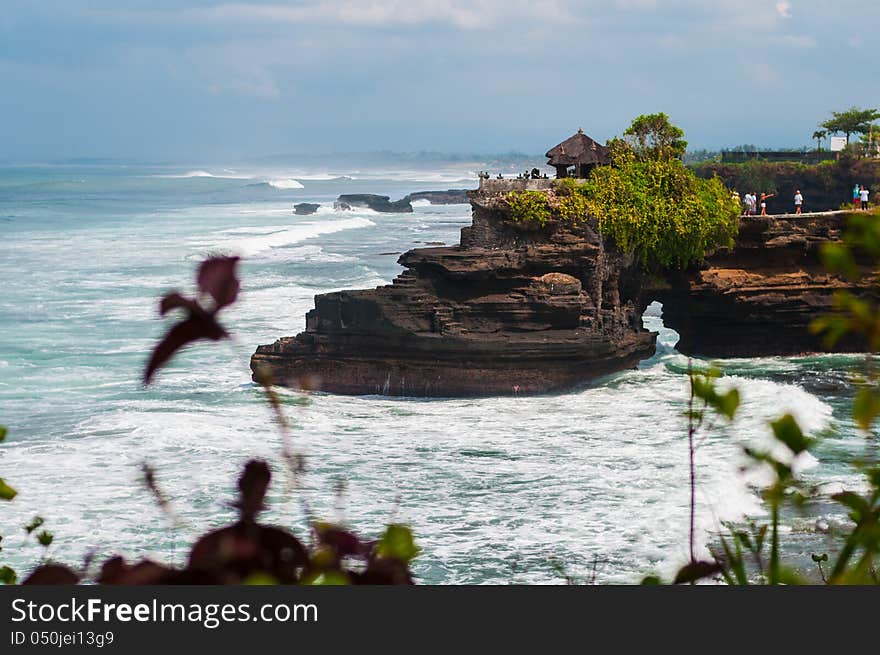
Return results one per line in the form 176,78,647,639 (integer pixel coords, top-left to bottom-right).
0,162,871,584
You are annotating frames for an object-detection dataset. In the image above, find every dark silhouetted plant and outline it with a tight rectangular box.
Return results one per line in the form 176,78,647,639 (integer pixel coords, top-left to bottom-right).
8,257,418,586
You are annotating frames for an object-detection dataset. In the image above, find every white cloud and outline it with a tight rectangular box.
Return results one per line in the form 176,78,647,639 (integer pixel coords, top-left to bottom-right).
96,1,579,31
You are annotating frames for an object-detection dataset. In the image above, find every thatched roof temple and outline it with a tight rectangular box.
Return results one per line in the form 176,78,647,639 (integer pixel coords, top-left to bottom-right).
546,128,610,178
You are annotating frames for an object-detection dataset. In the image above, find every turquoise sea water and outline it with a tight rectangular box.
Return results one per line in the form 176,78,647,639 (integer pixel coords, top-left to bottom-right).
0,163,874,583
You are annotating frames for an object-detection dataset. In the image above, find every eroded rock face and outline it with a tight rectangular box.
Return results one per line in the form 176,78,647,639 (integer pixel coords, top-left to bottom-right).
252,193,873,396
655,211,876,357
252,189,655,396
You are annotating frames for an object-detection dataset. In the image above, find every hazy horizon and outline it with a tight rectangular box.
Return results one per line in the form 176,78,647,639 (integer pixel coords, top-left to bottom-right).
2,1,878,161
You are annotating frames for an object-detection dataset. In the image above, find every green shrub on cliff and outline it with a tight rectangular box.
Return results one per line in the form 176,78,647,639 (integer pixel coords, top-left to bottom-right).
506,190,552,226
505,115,739,269
583,150,740,268
506,142,739,268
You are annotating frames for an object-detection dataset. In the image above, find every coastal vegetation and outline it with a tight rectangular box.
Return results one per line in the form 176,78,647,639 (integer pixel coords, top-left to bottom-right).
507,114,740,269
820,106,880,146
644,211,880,585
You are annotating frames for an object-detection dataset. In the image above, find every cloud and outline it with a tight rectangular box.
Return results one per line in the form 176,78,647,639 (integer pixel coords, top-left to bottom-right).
776,2,792,19
199,2,485,29
95,1,579,31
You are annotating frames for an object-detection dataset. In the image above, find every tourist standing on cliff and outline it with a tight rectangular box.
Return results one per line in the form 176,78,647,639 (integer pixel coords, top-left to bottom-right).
854,184,862,209
860,186,870,210
794,189,804,214
760,192,776,215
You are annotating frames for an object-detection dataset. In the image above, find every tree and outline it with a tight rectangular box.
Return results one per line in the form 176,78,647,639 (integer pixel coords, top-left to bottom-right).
622,112,688,161
858,124,880,158
821,106,880,144
812,129,827,151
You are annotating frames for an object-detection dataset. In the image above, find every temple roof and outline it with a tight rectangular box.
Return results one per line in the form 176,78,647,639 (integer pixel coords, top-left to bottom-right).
545,128,610,167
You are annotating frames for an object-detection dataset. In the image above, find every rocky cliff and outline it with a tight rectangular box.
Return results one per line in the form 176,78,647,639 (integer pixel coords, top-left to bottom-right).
252,181,655,396
655,211,875,357
251,182,874,397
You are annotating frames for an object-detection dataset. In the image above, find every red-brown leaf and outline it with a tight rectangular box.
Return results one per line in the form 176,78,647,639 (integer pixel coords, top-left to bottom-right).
23,564,80,585
236,460,271,521
143,315,228,384
159,292,200,316
673,560,723,584
197,257,240,310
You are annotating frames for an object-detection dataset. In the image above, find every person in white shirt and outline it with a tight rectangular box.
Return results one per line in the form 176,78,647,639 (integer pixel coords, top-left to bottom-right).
794,190,803,214
860,187,870,210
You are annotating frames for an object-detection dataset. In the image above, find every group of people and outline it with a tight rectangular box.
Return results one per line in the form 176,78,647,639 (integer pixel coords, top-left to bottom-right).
853,184,871,210
736,185,872,216
476,169,550,181
735,191,779,216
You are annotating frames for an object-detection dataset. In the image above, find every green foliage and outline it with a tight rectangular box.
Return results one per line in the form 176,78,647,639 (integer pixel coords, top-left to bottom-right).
506,115,737,268
821,106,880,142
581,152,740,268
623,112,688,160
376,524,420,563
0,478,16,501
506,190,552,227
769,414,813,455
37,530,54,548
24,516,44,534
692,371,740,420
0,566,17,585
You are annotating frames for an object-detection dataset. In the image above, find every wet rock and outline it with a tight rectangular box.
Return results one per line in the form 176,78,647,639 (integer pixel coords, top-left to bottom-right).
293,203,320,215
334,194,413,213
404,189,471,205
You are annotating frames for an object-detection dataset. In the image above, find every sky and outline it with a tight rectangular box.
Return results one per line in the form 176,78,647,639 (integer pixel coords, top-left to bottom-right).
1,1,878,161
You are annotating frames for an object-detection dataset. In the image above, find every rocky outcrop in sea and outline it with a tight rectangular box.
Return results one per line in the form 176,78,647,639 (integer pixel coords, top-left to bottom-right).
252,180,875,397
404,189,470,204
293,203,320,215
334,194,413,213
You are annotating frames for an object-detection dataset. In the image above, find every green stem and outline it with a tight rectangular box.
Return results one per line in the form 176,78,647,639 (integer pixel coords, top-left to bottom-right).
769,500,780,585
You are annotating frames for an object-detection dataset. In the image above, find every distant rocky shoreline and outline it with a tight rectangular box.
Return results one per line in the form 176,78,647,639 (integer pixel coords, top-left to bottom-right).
294,189,471,215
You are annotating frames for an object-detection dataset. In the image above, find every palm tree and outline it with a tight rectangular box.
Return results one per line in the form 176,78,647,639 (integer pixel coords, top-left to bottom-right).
812,129,827,151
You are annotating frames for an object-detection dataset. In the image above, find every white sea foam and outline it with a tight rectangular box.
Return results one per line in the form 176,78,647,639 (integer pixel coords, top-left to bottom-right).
153,170,254,180
288,174,353,181
197,217,376,257
266,178,304,190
